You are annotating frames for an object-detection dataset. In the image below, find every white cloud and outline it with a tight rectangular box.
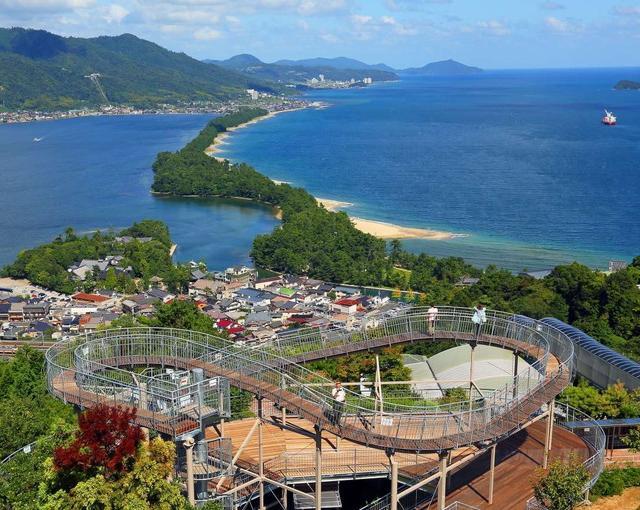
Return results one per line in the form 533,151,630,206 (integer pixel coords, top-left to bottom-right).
103,4,128,23
476,19,510,36
320,32,339,43
544,15,582,33
612,5,640,16
193,27,222,40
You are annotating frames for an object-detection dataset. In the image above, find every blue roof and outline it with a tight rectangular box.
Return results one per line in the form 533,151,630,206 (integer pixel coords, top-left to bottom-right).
565,417,640,429
541,317,640,378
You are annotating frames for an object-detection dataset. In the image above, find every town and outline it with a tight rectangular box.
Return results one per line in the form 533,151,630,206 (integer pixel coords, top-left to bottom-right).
0,92,312,124
0,258,404,349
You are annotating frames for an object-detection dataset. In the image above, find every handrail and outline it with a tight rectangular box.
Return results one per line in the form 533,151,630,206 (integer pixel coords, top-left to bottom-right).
45,307,575,452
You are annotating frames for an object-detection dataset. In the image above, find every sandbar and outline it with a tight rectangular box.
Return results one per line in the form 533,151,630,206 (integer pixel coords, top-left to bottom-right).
351,217,457,240
205,107,308,162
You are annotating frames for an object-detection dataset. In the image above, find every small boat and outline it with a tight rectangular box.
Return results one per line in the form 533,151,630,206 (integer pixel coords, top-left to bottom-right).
602,110,617,126
33,137,43,142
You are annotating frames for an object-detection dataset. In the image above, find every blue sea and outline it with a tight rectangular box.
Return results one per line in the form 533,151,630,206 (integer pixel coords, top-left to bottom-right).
220,68,640,271
0,114,279,269
1,68,639,272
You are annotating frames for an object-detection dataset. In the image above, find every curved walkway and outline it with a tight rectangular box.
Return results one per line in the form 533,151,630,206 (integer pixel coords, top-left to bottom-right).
47,308,574,453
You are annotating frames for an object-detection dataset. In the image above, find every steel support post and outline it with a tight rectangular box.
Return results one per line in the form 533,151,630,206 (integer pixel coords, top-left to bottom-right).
388,452,398,510
258,398,265,510
315,426,322,510
283,487,288,510
543,399,555,469
438,451,448,510
469,344,475,412
512,352,519,399
183,437,195,506
488,443,496,504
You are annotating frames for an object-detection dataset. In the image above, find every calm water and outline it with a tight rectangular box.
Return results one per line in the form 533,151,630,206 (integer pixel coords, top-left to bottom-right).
221,69,640,270
0,114,279,269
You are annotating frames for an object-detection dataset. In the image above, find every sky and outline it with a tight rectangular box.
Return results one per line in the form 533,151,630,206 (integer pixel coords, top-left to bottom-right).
0,0,639,69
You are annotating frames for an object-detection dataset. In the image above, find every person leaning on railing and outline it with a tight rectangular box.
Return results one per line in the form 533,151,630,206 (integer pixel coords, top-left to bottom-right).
472,304,487,338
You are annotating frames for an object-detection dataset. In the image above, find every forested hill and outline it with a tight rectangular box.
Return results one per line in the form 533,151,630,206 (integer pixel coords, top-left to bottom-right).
0,28,279,110
205,54,398,84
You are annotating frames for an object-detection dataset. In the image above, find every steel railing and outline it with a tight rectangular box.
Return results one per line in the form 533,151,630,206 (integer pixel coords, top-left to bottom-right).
45,307,575,452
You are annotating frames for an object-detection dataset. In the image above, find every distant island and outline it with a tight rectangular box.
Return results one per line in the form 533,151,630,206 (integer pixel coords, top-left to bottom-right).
615,80,640,90
400,59,483,76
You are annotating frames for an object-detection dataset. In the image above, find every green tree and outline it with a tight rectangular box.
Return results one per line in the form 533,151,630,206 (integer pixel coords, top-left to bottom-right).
532,455,590,510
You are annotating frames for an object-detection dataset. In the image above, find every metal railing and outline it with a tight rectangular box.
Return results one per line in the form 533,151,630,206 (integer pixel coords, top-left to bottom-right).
46,330,232,437
525,403,606,510
46,307,575,452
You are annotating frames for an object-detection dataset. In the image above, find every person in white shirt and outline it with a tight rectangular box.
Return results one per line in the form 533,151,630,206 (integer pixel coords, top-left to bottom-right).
471,304,487,338
427,304,439,334
331,381,346,425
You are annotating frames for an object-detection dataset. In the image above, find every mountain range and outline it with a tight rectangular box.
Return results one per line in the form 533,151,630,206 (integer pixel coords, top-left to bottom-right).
203,54,398,84
0,26,483,111
207,54,482,84
0,28,277,110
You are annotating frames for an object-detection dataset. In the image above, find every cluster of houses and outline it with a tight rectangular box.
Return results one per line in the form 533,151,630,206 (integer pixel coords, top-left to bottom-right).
0,264,401,345
188,267,398,343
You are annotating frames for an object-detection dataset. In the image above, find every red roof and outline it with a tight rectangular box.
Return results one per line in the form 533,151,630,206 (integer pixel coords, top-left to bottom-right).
72,292,110,303
334,298,359,307
217,318,234,328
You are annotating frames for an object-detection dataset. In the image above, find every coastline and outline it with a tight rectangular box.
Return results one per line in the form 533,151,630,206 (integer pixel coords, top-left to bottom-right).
202,106,461,242
315,197,459,240
204,106,310,162
204,110,461,241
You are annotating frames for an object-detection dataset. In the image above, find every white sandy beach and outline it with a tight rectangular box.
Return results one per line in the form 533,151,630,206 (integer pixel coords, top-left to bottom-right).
202,109,458,242
204,107,308,162
315,197,457,240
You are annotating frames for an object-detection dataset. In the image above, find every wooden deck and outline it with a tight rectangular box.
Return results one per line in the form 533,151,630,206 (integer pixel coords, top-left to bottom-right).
421,421,590,510
207,416,477,482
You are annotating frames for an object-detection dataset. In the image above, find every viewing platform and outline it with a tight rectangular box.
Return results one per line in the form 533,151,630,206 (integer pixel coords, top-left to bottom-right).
44,307,605,509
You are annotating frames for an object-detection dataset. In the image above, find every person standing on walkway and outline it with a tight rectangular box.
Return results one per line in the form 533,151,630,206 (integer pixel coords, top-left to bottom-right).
472,304,487,338
331,381,346,425
427,304,439,334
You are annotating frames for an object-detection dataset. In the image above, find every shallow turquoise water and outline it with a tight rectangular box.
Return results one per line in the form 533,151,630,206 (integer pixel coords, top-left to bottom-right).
220,69,640,270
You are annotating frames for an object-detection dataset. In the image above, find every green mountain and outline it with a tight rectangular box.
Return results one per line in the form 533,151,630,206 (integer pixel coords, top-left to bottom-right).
0,28,279,110
204,54,398,84
401,59,482,76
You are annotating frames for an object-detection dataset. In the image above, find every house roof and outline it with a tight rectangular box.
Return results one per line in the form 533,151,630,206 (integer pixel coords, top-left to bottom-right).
334,298,359,307
71,293,110,304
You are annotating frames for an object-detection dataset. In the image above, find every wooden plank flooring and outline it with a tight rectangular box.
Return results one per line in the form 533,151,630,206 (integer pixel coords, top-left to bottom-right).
206,415,477,481
421,421,589,510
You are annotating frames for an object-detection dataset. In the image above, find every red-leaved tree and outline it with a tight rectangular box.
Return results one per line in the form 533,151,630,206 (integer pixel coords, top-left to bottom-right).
54,404,143,481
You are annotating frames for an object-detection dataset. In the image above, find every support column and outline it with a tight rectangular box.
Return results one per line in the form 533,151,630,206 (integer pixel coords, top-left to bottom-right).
488,443,496,505
315,426,322,510
388,451,398,510
183,437,195,506
543,399,555,469
469,343,476,412
437,451,448,510
282,487,288,510
282,406,287,426
512,352,519,399
258,398,265,510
